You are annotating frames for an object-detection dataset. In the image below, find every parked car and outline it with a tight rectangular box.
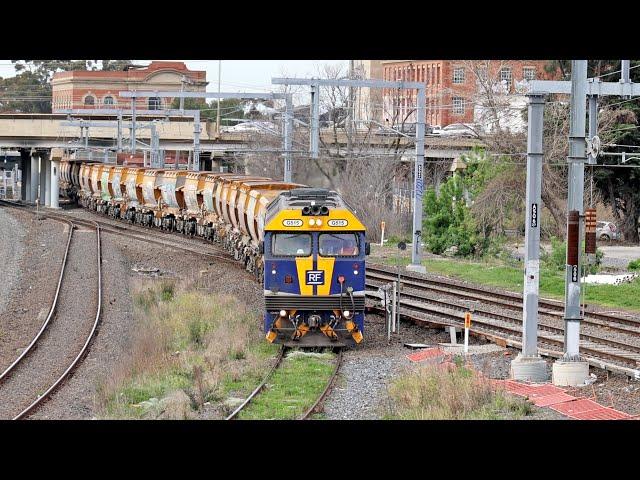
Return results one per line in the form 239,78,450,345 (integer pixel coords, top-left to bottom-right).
596,221,621,241
438,123,478,137
429,125,443,136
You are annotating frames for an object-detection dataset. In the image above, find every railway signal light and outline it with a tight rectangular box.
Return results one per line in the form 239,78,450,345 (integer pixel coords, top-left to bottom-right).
585,208,597,255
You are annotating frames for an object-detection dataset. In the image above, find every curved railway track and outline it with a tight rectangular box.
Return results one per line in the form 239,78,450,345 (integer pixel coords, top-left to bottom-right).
226,347,343,420
365,264,640,379
0,210,103,419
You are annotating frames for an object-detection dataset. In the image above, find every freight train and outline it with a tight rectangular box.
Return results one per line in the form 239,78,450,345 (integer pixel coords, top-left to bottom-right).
59,160,369,347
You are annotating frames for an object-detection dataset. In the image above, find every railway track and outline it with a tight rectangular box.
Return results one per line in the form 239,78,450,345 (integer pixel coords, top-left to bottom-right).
226,347,343,420
0,213,103,419
365,264,640,379
0,200,244,270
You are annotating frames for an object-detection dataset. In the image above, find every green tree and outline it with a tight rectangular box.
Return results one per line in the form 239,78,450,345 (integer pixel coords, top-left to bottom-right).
0,60,133,113
423,172,485,257
170,97,247,124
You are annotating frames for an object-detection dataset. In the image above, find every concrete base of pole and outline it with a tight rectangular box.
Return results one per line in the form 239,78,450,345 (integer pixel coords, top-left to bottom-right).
406,264,427,274
510,354,548,382
552,360,589,386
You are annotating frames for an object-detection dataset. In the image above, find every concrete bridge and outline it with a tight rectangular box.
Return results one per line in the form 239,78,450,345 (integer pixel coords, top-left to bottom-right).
0,113,483,208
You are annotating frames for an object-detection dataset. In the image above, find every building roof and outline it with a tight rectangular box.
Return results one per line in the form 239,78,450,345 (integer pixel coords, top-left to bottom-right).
52,61,206,83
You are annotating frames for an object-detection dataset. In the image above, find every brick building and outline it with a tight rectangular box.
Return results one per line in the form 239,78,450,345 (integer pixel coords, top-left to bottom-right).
51,61,207,112
377,60,555,128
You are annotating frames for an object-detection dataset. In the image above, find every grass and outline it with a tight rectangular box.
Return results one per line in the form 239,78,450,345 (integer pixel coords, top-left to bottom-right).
237,350,337,420
385,359,532,420
96,278,279,419
372,248,640,312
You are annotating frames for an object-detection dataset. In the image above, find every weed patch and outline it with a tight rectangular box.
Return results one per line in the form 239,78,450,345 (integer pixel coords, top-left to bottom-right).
96,278,278,419
385,362,532,420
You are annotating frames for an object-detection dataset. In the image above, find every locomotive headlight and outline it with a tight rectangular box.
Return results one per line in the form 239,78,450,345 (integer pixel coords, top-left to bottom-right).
343,310,351,318
315,219,322,226
309,218,316,226
279,310,287,317
272,269,276,275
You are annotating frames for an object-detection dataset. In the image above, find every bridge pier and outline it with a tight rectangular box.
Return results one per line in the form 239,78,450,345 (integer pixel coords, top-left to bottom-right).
30,152,39,204
20,150,29,202
49,150,60,209
45,153,52,206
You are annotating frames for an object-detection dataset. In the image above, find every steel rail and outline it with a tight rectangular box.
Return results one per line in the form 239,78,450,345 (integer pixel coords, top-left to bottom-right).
0,217,74,383
299,349,343,420
366,292,640,379
14,222,103,419
366,280,640,357
225,346,286,420
367,264,640,330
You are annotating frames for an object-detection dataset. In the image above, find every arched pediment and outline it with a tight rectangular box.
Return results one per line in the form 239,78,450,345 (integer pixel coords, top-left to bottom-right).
143,70,185,84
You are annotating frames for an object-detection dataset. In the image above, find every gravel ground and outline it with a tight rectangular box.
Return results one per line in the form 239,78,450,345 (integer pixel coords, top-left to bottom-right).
0,208,67,373
0,227,98,419
31,220,264,419
0,208,25,315
322,316,564,420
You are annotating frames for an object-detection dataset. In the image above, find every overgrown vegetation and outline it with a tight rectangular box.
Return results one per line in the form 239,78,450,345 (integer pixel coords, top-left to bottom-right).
237,350,337,420
629,259,640,271
96,279,278,419
386,359,532,420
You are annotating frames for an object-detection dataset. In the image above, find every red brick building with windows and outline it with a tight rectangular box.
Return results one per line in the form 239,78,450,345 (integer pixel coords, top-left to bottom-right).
380,60,555,127
51,61,207,112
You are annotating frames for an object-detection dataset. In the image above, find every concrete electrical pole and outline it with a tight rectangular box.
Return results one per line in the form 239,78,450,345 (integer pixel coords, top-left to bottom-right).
510,93,548,381
552,59,590,386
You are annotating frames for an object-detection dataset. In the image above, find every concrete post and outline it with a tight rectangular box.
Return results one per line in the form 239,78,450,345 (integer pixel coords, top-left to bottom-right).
553,60,590,386
44,153,51,206
39,155,46,204
310,82,320,159
20,150,29,201
588,95,598,164
50,159,60,209
30,153,39,204
511,93,548,382
407,86,427,274
283,94,293,182
193,110,201,171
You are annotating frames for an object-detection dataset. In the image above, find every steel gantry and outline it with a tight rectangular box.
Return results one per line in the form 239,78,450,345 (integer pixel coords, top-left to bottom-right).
119,91,294,180
272,77,427,272
512,60,639,385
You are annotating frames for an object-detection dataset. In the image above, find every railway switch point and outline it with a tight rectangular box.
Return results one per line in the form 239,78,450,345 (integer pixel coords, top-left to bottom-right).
510,354,548,382
552,360,589,387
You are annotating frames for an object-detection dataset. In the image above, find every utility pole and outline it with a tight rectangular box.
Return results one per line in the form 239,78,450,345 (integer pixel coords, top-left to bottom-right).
553,60,590,386
283,94,293,182
310,81,320,158
216,60,222,135
510,93,548,382
131,92,137,153
272,77,426,272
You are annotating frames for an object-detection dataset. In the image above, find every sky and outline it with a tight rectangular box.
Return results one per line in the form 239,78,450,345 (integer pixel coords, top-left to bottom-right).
0,60,349,93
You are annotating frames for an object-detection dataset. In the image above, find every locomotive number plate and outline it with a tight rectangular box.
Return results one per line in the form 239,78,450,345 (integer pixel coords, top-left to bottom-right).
327,219,348,227
282,219,303,227
306,270,325,285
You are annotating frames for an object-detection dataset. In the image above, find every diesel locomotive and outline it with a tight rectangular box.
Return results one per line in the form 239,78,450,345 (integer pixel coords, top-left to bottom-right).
59,160,369,347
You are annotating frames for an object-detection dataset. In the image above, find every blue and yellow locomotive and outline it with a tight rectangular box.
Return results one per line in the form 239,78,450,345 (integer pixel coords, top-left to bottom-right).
262,188,369,347
65,161,369,347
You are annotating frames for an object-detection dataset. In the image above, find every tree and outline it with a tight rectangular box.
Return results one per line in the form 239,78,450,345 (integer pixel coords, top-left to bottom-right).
0,60,133,113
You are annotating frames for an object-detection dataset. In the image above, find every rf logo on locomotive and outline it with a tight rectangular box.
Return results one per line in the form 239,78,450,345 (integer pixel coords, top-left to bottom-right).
306,270,325,285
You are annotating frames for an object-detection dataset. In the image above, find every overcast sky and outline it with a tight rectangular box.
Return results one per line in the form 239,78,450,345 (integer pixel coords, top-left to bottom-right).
0,60,349,93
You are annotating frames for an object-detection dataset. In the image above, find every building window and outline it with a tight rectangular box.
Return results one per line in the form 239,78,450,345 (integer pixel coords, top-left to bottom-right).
523,67,536,81
453,67,465,84
84,95,95,106
452,97,465,115
500,67,512,89
149,97,162,110
103,95,115,106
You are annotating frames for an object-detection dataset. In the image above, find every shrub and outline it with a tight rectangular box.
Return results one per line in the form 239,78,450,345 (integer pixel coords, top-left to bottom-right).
629,259,640,271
